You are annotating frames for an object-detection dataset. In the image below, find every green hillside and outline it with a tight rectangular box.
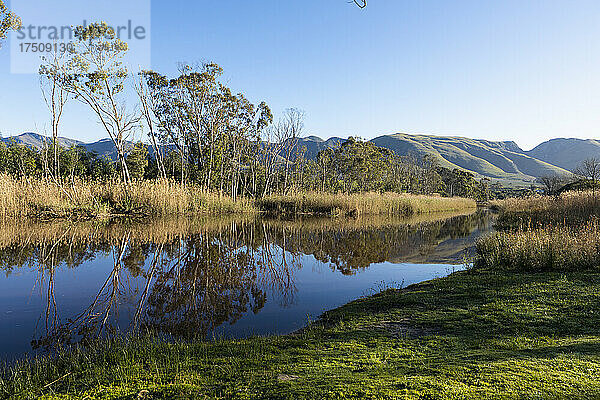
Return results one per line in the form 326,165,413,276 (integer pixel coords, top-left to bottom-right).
370,133,569,187
294,133,571,188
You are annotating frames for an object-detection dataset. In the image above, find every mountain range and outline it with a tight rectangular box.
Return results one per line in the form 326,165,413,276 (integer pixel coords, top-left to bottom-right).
4,132,600,187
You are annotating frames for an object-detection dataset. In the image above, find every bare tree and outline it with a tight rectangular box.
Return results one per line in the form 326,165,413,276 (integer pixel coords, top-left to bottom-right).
135,73,167,179
40,46,70,179
277,109,304,194
540,175,564,196
574,157,600,197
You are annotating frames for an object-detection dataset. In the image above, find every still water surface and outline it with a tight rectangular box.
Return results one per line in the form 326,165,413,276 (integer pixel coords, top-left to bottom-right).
0,210,493,360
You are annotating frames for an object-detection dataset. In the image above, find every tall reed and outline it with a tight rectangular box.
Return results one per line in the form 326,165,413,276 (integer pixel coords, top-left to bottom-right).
476,219,600,272
257,192,476,217
0,175,255,219
492,190,600,230
0,175,476,220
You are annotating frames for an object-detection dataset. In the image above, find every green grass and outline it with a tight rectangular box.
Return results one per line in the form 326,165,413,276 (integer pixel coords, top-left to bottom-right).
4,270,600,399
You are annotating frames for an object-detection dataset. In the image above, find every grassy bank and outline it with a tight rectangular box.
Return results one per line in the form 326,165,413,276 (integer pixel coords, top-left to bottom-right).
3,269,600,399
0,175,476,220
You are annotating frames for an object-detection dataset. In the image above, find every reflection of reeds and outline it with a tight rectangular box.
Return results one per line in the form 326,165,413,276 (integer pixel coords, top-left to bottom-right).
0,211,479,249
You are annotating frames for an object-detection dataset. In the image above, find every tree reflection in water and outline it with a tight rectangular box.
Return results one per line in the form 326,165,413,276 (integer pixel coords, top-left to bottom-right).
0,210,492,351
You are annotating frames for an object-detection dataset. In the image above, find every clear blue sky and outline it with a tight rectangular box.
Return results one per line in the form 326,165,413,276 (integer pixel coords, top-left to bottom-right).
1,0,599,150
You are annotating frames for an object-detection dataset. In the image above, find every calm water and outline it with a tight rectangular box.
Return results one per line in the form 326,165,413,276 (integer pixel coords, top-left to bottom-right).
0,210,493,361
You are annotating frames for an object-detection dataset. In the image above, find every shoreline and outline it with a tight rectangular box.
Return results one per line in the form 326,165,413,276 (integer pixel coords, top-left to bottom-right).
3,268,599,399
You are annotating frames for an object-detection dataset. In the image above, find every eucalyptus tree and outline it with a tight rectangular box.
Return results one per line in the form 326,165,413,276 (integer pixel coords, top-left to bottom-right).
0,0,20,48
60,22,140,183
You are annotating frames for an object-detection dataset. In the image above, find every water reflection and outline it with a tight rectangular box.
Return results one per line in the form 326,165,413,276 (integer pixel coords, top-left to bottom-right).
0,210,493,357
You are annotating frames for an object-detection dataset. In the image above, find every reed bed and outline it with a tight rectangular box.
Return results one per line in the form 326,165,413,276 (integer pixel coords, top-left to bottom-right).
491,190,600,230
0,176,476,220
0,175,255,219
257,192,476,217
476,219,600,272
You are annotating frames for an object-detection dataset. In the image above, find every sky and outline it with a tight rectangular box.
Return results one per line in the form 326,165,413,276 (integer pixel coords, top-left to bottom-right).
1,0,599,150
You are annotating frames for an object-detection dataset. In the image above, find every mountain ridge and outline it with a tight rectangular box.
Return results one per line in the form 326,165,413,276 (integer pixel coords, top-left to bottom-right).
4,132,596,187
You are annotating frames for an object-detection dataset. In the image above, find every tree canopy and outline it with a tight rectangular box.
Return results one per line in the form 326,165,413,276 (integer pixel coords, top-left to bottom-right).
0,0,21,48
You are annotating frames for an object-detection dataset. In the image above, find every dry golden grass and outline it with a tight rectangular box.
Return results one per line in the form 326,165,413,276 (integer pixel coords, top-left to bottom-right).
0,175,255,219
476,219,600,272
0,176,476,220
492,190,600,229
258,192,476,217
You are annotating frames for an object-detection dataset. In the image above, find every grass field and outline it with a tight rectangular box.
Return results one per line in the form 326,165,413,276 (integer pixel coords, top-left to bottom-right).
3,269,600,399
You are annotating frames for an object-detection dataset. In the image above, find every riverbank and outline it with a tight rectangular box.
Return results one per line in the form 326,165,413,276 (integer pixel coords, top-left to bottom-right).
0,175,476,220
3,268,600,399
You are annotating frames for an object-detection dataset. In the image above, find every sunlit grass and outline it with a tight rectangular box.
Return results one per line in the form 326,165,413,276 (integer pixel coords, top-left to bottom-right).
0,175,476,220
258,192,476,217
491,190,600,229
476,219,600,272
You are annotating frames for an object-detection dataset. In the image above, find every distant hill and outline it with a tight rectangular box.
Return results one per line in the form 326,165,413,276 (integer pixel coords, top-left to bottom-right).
1,133,140,160
367,133,569,187
3,132,593,188
2,132,83,149
292,133,571,187
296,136,346,159
527,138,600,171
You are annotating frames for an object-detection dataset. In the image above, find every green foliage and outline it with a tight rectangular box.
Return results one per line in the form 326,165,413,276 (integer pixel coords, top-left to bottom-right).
301,138,487,200
0,0,20,47
126,142,148,180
